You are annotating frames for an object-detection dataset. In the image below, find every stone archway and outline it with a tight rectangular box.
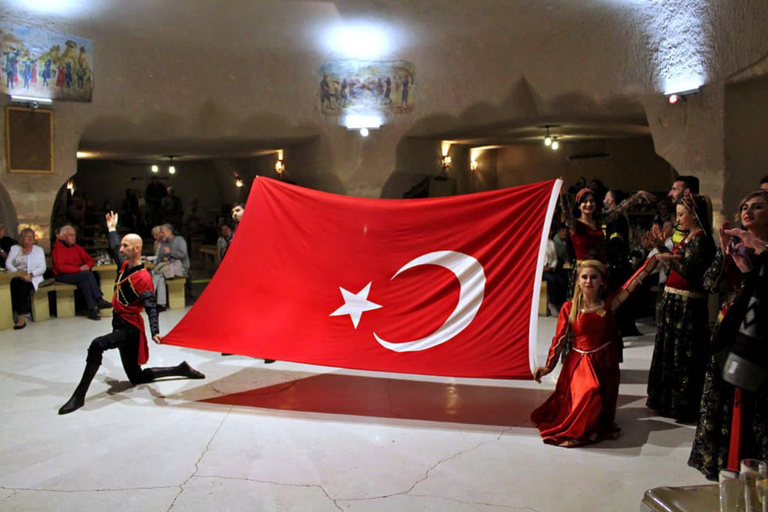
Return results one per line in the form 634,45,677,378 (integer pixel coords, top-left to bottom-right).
0,182,19,237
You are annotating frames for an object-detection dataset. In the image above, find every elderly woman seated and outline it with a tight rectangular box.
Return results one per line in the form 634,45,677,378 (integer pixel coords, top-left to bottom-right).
5,228,47,329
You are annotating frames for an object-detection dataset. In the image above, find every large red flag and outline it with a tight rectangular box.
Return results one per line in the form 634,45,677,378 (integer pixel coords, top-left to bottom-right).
163,177,561,379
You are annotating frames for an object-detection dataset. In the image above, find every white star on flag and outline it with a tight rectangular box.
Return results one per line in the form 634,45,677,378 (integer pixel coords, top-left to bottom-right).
330,282,382,329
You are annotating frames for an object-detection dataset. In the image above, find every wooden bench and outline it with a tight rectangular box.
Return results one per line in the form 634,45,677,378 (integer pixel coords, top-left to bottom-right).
198,245,217,270
167,277,187,310
30,282,78,321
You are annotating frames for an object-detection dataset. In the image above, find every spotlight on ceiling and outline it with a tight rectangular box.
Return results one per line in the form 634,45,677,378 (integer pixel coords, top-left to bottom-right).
665,87,699,104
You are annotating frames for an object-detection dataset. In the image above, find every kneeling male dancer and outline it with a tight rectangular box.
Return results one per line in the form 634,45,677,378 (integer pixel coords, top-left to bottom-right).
59,212,204,415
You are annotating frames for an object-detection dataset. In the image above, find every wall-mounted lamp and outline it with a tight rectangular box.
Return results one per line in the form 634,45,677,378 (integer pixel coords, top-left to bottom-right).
10,94,53,110
235,176,243,188
66,179,75,193
345,114,383,136
470,159,479,172
666,86,700,104
275,158,284,176
440,155,452,177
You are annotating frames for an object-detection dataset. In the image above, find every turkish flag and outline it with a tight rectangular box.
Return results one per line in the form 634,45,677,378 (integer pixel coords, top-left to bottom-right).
162,177,561,379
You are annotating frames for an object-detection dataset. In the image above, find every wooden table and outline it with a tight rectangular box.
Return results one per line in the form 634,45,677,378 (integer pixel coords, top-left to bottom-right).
198,245,217,270
0,270,26,331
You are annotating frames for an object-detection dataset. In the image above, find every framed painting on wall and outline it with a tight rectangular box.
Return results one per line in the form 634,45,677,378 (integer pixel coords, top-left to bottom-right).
5,106,54,174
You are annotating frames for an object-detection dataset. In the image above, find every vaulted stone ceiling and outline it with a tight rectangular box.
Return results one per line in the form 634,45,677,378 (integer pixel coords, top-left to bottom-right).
5,0,768,161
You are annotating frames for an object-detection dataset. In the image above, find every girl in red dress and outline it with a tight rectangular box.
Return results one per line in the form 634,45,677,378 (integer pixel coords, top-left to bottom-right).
532,258,657,447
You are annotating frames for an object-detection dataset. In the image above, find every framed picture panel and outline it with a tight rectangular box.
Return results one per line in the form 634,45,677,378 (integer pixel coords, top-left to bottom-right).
5,106,54,174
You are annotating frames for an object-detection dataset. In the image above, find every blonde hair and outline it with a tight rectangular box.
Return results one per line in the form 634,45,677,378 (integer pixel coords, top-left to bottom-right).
734,191,768,225
569,259,607,324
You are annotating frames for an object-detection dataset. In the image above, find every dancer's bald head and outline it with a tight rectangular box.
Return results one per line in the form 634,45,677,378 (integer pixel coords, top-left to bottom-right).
120,233,144,264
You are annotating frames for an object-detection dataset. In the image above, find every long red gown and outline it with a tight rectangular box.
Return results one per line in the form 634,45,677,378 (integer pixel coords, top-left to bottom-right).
531,301,621,446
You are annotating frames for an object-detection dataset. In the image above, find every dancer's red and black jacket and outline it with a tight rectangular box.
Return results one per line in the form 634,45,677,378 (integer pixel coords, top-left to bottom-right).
108,231,159,364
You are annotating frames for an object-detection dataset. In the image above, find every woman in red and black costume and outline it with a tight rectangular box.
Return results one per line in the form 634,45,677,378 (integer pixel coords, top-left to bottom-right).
646,192,716,422
560,187,654,359
59,212,205,415
564,187,655,267
532,258,658,447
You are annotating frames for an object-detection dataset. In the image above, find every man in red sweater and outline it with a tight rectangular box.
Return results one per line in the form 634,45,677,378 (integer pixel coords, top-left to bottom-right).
52,225,111,320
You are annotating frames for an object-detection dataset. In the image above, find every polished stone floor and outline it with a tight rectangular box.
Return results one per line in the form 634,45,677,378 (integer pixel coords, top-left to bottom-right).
0,312,709,511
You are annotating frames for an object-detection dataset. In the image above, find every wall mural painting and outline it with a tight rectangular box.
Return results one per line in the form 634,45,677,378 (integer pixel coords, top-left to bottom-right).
317,60,415,117
0,24,93,102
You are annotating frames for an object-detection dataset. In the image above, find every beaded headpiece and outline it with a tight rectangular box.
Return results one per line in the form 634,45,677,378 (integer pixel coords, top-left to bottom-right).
680,191,707,236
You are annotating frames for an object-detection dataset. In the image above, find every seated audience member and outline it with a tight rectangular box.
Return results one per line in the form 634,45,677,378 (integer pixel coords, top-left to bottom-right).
120,188,139,230
151,225,163,254
216,223,233,267
152,223,190,311
0,222,18,269
552,223,572,266
52,225,111,321
542,234,565,316
761,175,768,194
552,223,573,306
5,228,46,329
653,199,673,226
136,206,152,240
162,187,183,214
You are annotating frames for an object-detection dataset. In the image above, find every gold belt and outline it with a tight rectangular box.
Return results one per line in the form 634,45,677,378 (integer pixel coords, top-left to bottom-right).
664,286,706,299
573,341,612,355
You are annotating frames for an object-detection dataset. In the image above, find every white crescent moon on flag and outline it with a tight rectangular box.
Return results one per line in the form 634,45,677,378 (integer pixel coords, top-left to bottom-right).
373,251,486,352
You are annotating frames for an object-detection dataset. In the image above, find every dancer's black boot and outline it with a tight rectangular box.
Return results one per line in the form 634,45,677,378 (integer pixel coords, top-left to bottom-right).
59,362,100,415
148,361,205,380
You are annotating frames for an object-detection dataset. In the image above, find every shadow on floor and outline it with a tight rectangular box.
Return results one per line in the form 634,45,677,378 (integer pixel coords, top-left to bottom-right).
620,368,651,385
590,395,696,453
198,369,554,428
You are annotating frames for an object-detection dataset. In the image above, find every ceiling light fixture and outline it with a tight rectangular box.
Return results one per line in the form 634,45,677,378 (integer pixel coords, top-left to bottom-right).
544,125,552,146
551,137,560,150
166,155,177,175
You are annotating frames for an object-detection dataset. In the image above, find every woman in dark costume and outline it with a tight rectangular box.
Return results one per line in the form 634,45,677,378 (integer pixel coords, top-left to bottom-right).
646,192,716,422
689,191,768,480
